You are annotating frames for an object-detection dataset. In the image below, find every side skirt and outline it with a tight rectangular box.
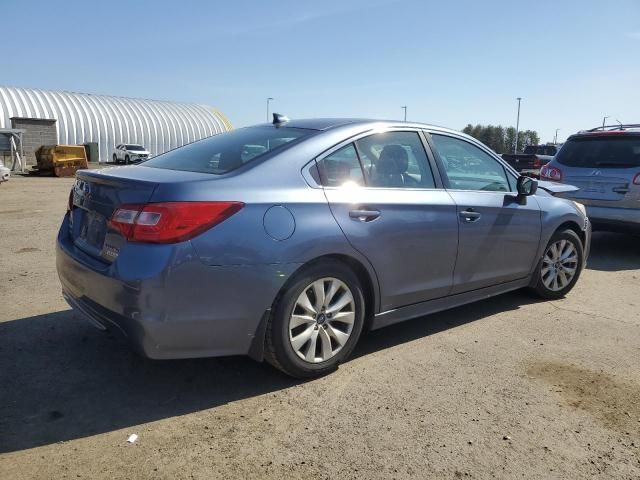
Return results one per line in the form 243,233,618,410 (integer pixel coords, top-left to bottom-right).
371,278,531,330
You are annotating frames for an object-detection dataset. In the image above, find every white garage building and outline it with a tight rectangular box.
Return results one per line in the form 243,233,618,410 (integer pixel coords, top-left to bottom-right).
0,86,232,166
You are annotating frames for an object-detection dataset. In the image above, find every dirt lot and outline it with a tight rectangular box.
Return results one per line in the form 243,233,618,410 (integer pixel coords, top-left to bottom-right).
1,175,639,479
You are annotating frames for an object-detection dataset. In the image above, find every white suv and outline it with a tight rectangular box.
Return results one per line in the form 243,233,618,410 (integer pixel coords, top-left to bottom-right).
112,144,151,164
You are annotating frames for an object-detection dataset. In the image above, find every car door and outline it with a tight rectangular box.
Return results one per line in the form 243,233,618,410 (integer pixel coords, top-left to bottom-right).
319,130,459,311
428,132,541,294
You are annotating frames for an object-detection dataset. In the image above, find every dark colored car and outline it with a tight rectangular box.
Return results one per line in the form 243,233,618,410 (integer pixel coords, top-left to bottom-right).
502,144,561,177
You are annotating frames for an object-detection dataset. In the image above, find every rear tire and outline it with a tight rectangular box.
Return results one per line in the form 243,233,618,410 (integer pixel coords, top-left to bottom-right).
528,229,584,299
113,154,118,164
264,260,365,378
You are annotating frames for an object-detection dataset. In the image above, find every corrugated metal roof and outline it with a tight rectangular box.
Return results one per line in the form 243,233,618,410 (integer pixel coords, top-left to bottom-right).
0,87,232,161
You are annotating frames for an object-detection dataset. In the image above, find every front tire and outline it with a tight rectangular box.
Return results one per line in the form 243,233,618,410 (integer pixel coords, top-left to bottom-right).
265,260,365,378
113,154,118,164
125,155,130,164
529,229,584,299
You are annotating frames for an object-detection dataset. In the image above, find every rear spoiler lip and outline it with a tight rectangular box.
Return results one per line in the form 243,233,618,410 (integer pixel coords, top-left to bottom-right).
536,179,579,194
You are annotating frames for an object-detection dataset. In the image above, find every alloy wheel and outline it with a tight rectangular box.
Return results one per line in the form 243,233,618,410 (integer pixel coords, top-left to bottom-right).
541,239,578,291
288,277,356,363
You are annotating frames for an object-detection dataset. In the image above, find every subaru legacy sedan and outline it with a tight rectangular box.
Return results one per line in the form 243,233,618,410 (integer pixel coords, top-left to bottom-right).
57,117,590,378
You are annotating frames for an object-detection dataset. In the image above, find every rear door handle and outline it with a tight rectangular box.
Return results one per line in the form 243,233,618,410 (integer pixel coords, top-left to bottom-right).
349,209,381,222
460,209,481,223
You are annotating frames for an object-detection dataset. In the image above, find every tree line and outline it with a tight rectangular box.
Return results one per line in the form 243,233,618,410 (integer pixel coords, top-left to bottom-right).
462,124,541,154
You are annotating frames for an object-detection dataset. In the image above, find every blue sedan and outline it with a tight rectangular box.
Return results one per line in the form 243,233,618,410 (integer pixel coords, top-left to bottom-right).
57,116,590,378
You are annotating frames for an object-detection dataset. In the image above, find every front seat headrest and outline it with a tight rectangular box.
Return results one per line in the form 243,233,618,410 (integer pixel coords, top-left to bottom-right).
377,145,409,174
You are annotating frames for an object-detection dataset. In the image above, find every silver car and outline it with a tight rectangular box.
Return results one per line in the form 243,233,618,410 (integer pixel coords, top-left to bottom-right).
541,124,640,232
57,117,590,378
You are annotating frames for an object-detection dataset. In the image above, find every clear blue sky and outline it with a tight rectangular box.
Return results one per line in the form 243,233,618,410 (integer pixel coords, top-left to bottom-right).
2,0,639,142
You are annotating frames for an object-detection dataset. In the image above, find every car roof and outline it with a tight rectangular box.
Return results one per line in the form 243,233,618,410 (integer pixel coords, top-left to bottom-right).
254,117,464,136
572,124,640,139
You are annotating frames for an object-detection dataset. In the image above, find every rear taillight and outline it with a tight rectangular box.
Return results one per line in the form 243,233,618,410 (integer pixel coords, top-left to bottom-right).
633,173,640,186
540,164,562,182
109,201,244,244
533,156,541,169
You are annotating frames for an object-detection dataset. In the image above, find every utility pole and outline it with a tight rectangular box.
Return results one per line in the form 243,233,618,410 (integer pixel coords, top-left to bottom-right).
401,106,407,121
514,97,522,153
266,97,274,122
554,128,560,144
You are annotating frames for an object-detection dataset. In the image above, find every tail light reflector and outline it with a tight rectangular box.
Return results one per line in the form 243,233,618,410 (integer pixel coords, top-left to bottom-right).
532,156,541,169
633,173,640,186
67,189,74,211
109,201,244,244
540,165,562,182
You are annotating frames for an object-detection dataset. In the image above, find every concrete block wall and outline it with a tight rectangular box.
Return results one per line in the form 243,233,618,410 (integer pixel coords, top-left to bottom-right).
10,118,58,166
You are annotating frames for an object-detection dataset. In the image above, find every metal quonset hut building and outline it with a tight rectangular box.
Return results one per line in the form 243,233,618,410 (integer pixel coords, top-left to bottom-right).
0,86,232,165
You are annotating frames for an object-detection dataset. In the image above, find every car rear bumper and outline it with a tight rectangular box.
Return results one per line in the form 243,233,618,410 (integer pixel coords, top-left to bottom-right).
585,205,640,232
56,217,300,359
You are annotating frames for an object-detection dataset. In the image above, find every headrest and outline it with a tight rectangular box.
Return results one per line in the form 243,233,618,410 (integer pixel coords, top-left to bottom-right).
377,145,409,174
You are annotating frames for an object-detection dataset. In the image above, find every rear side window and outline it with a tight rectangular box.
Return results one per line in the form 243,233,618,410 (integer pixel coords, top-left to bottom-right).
144,126,313,174
355,131,436,188
555,136,640,168
315,144,365,187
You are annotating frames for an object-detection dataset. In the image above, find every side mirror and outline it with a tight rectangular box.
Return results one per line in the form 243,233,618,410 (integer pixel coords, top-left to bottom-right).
517,175,538,196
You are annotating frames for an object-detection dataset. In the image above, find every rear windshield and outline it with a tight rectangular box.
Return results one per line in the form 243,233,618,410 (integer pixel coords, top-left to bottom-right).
143,126,313,174
556,136,640,168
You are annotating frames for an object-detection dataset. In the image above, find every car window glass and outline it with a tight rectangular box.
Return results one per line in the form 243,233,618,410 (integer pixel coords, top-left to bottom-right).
355,131,435,188
316,144,365,187
144,126,313,174
555,136,640,168
431,134,512,192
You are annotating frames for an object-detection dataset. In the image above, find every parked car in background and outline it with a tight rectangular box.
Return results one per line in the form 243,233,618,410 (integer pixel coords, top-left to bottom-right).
112,144,151,164
0,161,9,183
57,117,590,378
502,144,561,178
541,124,640,233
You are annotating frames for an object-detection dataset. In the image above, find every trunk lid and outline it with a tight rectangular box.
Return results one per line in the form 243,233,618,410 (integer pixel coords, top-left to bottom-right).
70,168,159,262
69,166,224,262
562,171,632,204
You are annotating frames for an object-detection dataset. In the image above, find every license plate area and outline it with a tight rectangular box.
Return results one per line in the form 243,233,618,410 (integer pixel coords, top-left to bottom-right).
77,209,108,251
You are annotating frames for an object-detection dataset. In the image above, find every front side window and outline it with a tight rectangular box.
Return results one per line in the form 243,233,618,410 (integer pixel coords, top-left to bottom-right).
315,144,365,187
431,134,512,192
355,131,435,188
144,126,314,174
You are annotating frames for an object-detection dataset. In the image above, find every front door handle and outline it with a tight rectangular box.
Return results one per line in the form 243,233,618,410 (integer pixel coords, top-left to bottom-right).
349,209,381,222
460,209,481,223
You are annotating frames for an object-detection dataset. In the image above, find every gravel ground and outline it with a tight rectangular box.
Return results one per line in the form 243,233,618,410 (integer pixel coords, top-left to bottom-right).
0,174,639,479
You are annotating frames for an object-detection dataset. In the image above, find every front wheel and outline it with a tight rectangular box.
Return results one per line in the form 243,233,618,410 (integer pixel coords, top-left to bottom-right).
125,155,130,164
529,229,584,299
265,260,365,378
